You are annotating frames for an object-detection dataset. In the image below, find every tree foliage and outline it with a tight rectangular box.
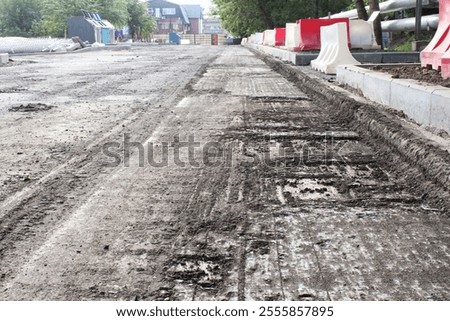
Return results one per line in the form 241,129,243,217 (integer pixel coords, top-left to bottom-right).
34,0,130,37
127,0,156,40
0,0,155,38
0,0,42,36
213,0,355,37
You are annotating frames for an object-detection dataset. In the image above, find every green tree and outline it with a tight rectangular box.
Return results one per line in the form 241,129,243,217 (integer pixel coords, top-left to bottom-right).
126,0,156,40
213,0,265,37
92,0,128,27
0,0,42,36
213,0,354,37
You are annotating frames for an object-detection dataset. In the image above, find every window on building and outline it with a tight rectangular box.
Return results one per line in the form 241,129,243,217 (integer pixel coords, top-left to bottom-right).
162,8,176,16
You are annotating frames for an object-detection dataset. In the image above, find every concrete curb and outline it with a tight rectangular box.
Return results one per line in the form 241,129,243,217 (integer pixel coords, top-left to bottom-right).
0,53,8,64
337,65,450,133
245,44,420,65
246,43,300,64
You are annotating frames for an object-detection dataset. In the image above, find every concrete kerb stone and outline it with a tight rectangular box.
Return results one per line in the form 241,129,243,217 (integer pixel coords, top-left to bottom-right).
0,53,8,64
336,64,450,133
246,43,297,65
362,70,392,106
390,79,437,126
353,52,382,64
431,89,450,133
336,65,365,90
382,52,420,64
337,65,391,105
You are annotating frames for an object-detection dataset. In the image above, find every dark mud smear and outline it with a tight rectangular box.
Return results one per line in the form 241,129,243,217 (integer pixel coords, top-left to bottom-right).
9,103,55,112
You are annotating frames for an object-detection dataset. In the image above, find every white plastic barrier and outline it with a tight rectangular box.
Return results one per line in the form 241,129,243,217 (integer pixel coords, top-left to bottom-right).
285,23,300,50
350,20,380,50
256,33,264,44
263,30,276,46
253,33,264,45
311,23,361,75
241,38,248,45
0,53,8,64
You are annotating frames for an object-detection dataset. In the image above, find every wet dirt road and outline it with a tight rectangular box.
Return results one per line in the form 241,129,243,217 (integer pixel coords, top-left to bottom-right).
0,46,449,301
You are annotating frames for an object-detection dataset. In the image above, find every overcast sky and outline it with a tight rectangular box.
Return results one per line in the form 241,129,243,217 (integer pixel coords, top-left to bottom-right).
170,0,214,13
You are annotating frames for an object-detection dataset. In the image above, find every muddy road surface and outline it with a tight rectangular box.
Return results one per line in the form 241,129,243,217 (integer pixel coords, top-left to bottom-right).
1,46,450,301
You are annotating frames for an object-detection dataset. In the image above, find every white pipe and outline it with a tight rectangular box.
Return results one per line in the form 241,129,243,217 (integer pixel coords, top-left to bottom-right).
381,14,439,32
329,0,434,19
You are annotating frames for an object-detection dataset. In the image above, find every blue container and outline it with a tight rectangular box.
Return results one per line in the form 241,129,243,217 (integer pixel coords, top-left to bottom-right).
102,28,111,44
169,32,181,45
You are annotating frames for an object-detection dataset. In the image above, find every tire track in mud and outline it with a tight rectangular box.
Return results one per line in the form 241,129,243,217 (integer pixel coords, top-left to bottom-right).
0,50,221,292
250,48,450,213
223,93,450,300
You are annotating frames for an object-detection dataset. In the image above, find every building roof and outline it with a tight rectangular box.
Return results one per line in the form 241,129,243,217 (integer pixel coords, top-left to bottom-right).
147,0,190,24
182,5,203,19
180,6,190,24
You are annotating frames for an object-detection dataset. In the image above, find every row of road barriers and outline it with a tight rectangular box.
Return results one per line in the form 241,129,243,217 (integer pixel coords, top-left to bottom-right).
246,16,379,52
244,16,380,74
245,1,450,78
245,18,366,75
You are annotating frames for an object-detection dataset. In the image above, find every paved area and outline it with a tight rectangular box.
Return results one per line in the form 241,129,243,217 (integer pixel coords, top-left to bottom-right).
0,46,449,300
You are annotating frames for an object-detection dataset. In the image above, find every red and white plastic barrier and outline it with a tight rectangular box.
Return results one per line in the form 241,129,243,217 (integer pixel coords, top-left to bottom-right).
421,0,450,77
296,18,350,51
274,28,286,46
441,51,450,79
311,23,360,74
